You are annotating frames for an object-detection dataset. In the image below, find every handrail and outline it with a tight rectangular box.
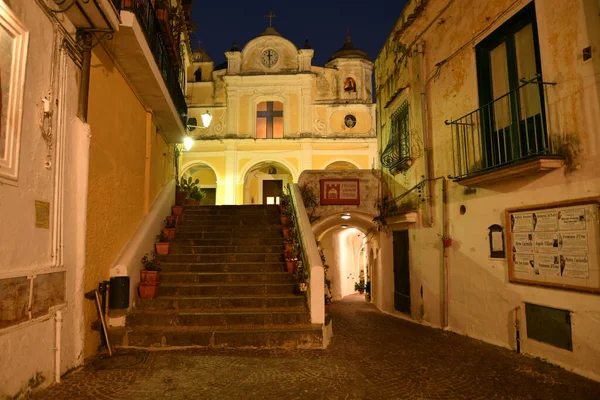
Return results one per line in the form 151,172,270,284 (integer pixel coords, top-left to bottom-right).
288,183,325,325
444,76,559,179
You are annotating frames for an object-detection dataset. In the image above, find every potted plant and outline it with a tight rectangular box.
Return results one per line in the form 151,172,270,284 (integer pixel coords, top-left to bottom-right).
172,204,184,216
280,207,292,227
175,183,187,206
155,233,170,255
139,252,161,299
162,218,177,241
354,280,366,294
279,190,290,212
180,176,206,206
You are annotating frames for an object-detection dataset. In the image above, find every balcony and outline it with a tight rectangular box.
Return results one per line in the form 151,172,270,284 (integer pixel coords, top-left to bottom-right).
446,77,563,186
113,0,188,142
50,0,120,32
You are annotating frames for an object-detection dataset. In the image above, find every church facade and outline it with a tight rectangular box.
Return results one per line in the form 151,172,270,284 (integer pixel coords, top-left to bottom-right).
183,26,378,205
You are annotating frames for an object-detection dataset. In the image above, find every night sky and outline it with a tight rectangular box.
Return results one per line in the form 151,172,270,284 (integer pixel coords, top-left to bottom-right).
190,0,408,67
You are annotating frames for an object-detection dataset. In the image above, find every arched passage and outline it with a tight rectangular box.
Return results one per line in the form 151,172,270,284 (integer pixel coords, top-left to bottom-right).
242,161,294,205
181,162,218,205
324,160,359,170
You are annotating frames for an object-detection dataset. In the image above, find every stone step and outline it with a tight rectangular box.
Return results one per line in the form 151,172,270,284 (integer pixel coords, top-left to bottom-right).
157,253,284,264
160,272,293,284
158,262,286,273
167,244,284,254
178,214,281,222
175,230,283,240
127,308,311,327
159,282,296,296
175,225,282,233
136,295,307,310
172,237,285,247
108,324,323,349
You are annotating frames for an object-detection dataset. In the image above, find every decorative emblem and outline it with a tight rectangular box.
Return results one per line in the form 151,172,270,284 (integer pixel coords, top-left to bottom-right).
344,114,357,128
261,49,279,67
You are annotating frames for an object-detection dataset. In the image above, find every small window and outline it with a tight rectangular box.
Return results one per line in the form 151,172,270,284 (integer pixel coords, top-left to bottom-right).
344,77,357,92
381,100,410,170
194,68,202,82
256,101,283,139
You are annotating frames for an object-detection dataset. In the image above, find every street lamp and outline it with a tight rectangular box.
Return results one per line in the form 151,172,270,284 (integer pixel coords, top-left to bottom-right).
184,110,212,151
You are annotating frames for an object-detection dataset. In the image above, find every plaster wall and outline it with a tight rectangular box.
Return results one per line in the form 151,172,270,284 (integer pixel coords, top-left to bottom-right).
0,1,84,396
375,0,600,380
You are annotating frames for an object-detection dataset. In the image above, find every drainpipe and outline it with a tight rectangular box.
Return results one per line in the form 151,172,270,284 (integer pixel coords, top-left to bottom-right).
55,310,62,383
442,177,449,328
417,42,435,227
77,31,93,122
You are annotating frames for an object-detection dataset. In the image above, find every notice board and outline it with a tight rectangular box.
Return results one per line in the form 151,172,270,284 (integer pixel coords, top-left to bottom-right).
506,198,600,293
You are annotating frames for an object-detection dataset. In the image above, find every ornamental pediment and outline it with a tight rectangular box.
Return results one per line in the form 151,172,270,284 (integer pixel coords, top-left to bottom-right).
240,35,299,74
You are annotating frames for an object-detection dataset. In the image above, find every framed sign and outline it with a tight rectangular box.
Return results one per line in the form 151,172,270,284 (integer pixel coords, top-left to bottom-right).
506,197,600,294
0,2,28,184
320,179,360,205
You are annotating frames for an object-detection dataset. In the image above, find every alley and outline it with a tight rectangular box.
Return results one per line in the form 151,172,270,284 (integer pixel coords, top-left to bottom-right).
30,295,600,400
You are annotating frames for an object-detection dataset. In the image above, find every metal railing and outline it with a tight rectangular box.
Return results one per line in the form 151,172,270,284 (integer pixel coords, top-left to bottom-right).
446,76,557,180
111,0,122,11
122,0,187,127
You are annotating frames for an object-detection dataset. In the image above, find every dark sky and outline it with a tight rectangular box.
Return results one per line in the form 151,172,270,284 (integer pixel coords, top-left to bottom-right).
190,1,408,67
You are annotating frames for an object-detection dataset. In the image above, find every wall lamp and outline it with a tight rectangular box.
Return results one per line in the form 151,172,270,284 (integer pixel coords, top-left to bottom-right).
184,110,212,151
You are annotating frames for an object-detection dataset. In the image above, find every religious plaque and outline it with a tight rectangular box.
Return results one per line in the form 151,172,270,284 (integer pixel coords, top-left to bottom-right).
319,179,360,205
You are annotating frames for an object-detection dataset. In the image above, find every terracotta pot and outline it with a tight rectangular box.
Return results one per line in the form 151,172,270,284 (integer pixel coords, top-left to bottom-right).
155,242,170,255
139,283,160,299
140,270,159,284
166,215,176,225
163,227,176,241
176,191,187,206
280,215,291,227
285,259,296,274
278,205,286,213
172,205,184,216
358,290,364,294
284,242,293,252
283,227,292,239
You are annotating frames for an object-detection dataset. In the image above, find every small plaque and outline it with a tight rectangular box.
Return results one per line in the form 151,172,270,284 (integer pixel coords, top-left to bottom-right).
320,179,360,205
35,201,50,229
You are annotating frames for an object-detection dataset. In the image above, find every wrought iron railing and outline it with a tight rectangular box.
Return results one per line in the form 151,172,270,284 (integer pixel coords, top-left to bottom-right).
446,76,557,179
381,100,410,170
122,0,187,127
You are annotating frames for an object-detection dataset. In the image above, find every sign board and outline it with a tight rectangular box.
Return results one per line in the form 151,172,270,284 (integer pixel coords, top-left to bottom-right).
319,179,360,205
506,198,600,294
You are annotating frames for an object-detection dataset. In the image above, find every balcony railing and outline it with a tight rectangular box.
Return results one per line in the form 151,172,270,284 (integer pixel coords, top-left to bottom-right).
122,0,187,127
446,76,558,180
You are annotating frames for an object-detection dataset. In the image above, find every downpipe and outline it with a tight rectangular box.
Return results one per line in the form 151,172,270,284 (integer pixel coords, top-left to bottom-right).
54,310,62,383
442,177,449,329
418,42,435,227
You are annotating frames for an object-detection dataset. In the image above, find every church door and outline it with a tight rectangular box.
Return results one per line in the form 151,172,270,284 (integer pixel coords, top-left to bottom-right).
263,180,282,205
393,230,411,315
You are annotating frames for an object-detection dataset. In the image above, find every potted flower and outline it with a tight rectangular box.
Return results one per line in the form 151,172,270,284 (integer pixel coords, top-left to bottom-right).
162,217,177,241
155,232,170,255
176,183,187,206
280,207,292,227
139,252,161,299
354,280,366,294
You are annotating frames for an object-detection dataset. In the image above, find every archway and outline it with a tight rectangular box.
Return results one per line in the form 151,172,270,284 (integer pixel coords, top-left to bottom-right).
181,163,218,205
242,161,293,205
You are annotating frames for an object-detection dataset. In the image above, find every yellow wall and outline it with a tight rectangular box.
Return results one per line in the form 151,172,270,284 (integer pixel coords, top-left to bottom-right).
312,155,369,169
191,168,217,185
84,47,173,358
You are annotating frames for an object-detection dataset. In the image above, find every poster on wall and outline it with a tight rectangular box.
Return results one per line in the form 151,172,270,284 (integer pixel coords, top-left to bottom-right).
0,3,28,184
506,198,600,294
319,179,360,205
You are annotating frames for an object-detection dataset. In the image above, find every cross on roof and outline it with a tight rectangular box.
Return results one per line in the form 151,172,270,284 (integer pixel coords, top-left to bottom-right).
264,10,276,27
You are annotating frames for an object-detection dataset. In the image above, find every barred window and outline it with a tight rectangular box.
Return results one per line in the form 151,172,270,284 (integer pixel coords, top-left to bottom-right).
381,100,410,170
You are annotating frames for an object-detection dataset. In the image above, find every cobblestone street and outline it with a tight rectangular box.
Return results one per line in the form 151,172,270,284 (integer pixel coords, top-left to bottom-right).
31,295,600,400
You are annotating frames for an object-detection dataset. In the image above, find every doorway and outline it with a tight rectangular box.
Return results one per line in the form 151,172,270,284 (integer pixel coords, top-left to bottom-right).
262,180,282,205
393,230,410,315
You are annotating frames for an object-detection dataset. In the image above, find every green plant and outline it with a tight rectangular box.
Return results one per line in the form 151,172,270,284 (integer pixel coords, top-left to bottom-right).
354,280,366,292
180,176,206,201
298,183,320,223
164,217,176,229
156,233,169,243
141,252,161,271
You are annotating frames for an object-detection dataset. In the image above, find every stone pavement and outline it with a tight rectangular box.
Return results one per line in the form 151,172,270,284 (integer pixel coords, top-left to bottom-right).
30,295,600,400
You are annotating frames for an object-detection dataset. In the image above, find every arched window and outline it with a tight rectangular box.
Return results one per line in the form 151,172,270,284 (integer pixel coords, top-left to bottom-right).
256,101,283,139
344,77,357,92
194,68,202,82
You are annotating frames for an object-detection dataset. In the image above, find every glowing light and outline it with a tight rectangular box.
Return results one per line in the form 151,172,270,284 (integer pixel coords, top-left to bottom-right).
184,136,194,151
341,214,351,220
341,224,348,228
201,110,212,127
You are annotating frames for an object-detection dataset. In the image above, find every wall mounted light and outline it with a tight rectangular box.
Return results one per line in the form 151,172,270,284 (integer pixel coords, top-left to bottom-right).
341,213,351,220
341,224,348,229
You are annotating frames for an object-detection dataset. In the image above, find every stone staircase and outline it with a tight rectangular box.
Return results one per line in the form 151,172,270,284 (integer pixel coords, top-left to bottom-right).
109,205,323,349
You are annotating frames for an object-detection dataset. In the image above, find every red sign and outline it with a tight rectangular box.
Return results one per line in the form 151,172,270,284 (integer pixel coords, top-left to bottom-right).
320,179,360,205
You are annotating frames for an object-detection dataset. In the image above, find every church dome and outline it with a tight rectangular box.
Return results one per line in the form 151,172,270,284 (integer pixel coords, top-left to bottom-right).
259,26,283,37
192,48,213,63
328,36,369,62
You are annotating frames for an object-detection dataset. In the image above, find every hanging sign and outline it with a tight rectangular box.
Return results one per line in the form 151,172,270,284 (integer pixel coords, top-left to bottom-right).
319,179,360,205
